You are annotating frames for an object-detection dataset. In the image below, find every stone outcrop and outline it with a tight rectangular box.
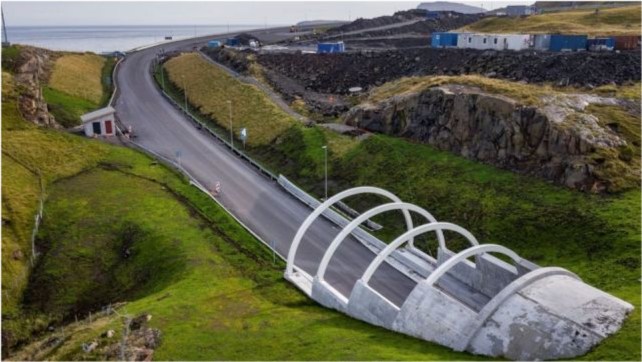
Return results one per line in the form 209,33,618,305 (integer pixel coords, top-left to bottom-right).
344,85,628,191
11,47,60,128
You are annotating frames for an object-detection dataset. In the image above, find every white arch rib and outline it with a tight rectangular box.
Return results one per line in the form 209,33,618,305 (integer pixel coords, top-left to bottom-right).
361,222,480,284
316,202,444,283
286,186,414,276
424,244,521,287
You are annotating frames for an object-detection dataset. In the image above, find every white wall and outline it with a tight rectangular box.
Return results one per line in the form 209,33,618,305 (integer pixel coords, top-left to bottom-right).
457,33,530,51
83,113,115,137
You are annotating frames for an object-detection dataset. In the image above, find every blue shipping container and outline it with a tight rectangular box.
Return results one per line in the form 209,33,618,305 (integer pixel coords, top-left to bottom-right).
317,42,345,53
426,11,441,19
431,32,458,48
549,35,588,52
225,38,240,46
587,37,615,51
208,40,221,47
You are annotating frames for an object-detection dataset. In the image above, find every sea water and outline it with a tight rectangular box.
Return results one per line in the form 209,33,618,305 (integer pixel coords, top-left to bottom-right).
4,25,262,53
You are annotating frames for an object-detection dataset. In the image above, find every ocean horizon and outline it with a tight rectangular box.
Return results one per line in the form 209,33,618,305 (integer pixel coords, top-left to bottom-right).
4,24,273,53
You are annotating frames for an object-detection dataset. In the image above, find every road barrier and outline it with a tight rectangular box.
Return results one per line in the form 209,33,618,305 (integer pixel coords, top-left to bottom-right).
149,61,279,181
278,175,383,231
125,139,285,261
137,59,432,281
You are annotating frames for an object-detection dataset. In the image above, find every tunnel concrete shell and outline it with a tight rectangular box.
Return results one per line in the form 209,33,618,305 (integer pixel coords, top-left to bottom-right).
286,187,634,360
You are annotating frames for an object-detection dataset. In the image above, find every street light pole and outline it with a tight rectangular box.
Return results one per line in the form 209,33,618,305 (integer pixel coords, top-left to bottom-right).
322,145,328,200
161,62,165,90
227,100,233,150
182,75,187,114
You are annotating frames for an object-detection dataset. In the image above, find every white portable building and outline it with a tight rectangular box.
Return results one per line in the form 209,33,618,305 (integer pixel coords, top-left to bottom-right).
81,106,117,137
457,33,531,51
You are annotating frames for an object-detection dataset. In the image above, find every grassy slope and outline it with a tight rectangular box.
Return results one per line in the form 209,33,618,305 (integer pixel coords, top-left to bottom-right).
44,53,115,127
11,149,485,361
368,74,565,105
3,64,485,361
535,0,640,8
164,53,293,146
159,54,641,360
461,4,641,36
1,72,108,313
48,53,106,104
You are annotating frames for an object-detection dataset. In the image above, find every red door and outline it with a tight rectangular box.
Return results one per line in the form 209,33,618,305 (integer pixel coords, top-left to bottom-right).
104,120,113,135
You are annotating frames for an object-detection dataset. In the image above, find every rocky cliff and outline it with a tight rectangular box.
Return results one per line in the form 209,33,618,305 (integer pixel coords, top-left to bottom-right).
344,85,632,192
9,47,60,128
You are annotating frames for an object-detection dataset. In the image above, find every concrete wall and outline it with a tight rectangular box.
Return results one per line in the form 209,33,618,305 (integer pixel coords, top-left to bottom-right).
311,277,349,313
303,245,633,360
466,274,633,360
347,280,399,329
392,282,477,349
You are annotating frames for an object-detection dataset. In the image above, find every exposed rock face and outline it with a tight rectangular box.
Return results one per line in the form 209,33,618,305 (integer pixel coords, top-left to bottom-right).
12,47,60,128
344,85,627,191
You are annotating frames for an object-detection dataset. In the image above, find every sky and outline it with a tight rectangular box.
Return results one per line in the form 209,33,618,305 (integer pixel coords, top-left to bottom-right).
3,1,534,27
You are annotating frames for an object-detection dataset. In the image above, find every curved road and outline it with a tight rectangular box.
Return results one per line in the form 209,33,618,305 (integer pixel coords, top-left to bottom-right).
114,29,418,306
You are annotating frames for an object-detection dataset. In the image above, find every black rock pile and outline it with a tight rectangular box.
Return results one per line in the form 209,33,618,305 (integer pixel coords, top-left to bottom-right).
257,48,642,93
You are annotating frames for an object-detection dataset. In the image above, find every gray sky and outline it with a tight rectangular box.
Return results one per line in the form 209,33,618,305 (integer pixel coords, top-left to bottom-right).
3,1,534,27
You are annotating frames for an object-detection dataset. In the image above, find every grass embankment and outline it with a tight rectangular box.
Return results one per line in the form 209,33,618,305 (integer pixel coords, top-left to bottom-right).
11,152,485,361
161,53,641,360
461,4,641,36
44,52,115,127
1,72,107,313
1,46,22,73
1,71,109,353
367,74,560,105
2,65,484,360
164,53,292,146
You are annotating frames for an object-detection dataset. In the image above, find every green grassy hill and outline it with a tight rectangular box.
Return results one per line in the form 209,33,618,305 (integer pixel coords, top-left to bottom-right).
10,153,488,361
2,45,639,360
45,52,115,127
1,57,487,361
160,53,641,360
461,4,641,35
535,0,640,8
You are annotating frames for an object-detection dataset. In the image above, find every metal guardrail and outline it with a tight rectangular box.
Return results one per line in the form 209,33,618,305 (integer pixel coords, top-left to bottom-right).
149,61,279,181
125,139,285,261
278,175,383,232
142,59,434,281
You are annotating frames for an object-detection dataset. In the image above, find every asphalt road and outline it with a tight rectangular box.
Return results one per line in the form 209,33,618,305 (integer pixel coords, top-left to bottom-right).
114,27,418,307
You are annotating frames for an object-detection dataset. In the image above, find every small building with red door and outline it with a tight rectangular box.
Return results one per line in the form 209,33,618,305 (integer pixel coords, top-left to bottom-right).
81,106,116,137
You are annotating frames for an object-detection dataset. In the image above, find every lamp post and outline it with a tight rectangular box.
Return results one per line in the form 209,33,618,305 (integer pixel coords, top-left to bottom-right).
322,145,328,200
182,75,187,114
227,100,233,150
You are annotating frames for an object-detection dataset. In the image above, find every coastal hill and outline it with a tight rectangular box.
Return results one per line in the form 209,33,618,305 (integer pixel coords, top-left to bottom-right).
461,3,641,35
535,0,640,8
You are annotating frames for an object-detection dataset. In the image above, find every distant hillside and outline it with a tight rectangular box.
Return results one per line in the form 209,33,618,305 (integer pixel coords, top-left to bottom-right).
460,3,641,36
535,0,642,8
417,1,486,14
326,9,427,34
